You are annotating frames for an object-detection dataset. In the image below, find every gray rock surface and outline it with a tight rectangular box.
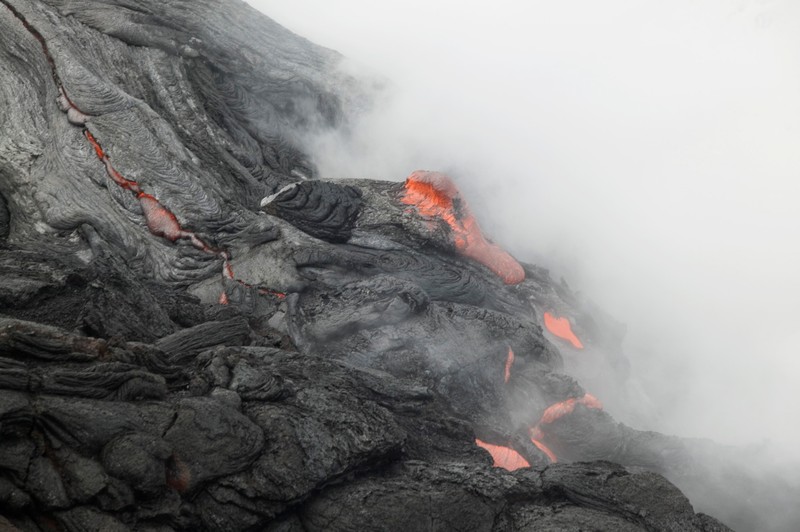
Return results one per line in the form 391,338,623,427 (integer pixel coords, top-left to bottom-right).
0,0,793,530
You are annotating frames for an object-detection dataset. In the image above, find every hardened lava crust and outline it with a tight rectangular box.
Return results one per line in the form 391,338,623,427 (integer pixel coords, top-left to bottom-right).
0,1,795,531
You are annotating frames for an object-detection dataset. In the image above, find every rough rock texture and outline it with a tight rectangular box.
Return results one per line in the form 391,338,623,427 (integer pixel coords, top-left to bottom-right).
0,311,731,532
0,0,795,530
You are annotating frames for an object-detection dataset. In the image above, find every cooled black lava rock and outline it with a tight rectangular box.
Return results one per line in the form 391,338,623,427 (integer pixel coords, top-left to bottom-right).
0,314,730,532
0,0,793,531
261,180,363,243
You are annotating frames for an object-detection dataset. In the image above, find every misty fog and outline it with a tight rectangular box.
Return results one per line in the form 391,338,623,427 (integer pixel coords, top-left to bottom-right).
246,0,800,451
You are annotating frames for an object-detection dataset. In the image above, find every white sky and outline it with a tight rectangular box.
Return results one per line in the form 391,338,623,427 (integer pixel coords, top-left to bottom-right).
246,0,800,447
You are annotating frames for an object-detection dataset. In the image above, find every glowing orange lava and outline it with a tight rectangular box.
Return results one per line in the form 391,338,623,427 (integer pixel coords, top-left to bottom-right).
543,312,583,349
82,130,285,302
401,171,525,285
223,260,235,280
2,0,287,308
530,438,558,462
84,130,105,158
504,347,514,383
538,393,601,425
474,392,603,467
475,439,530,470
528,393,602,463
137,193,186,242
258,288,287,299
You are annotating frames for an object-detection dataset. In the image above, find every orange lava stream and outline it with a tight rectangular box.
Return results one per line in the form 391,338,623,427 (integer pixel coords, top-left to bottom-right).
65,83,285,301
401,171,525,285
137,193,188,242
84,130,106,159
530,438,558,462
3,0,288,306
258,288,287,300
475,439,530,471
538,393,602,425
528,393,602,463
504,347,514,383
477,356,603,470
543,312,584,349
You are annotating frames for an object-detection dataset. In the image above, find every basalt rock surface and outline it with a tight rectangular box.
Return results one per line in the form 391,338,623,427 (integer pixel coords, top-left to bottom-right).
0,1,794,531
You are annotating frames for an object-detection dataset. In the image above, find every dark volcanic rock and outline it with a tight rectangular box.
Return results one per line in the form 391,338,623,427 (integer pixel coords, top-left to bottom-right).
0,314,727,531
0,0,790,530
261,180,363,243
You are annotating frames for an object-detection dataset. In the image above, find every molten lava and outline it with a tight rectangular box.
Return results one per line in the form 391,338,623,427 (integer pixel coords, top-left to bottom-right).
474,392,603,468
83,130,105,159
258,288,287,299
474,439,530,471
137,193,186,242
538,393,602,425
543,312,583,349
401,171,525,285
528,393,602,463
530,439,558,463
84,127,288,303
4,0,288,309
504,347,514,383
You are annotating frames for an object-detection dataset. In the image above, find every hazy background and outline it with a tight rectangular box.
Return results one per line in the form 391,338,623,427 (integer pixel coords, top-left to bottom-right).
246,0,800,449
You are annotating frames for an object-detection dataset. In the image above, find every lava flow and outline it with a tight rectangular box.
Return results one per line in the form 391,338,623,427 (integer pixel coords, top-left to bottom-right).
503,347,514,384
528,393,602,463
543,312,584,349
475,392,602,468
86,127,285,301
0,0,284,305
401,171,525,285
83,129,223,256
482,343,601,468
474,439,530,471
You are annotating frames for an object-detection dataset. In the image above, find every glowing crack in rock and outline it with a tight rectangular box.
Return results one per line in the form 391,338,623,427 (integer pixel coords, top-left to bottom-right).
476,392,603,468
10,0,585,478
543,312,584,349
536,393,603,426
0,0,285,304
529,393,603,463
504,347,514,383
401,171,525,285
84,131,224,256
474,439,530,471
530,439,558,462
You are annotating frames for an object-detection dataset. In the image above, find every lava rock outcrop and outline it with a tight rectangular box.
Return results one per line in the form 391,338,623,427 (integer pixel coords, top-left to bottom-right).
0,0,795,531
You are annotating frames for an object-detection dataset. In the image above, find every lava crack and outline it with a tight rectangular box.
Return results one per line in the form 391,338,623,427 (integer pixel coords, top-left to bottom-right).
1,0,284,303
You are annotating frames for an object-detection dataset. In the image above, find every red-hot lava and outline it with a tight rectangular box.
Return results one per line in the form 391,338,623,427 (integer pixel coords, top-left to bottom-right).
9,0,599,478
0,0,285,305
258,288,287,300
504,347,514,384
536,393,603,425
401,171,525,285
474,439,530,471
87,126,286,300
529,439,558,463
543,312,584,349
476,393,602,468
481,343,602,468
528,393,602,463
137,193,188,242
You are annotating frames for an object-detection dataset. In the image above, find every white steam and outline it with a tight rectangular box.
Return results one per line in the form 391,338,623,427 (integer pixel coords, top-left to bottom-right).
246,0,800,449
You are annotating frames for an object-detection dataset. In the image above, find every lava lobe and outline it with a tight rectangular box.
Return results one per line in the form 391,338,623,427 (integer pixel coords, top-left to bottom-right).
402,170,525,285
